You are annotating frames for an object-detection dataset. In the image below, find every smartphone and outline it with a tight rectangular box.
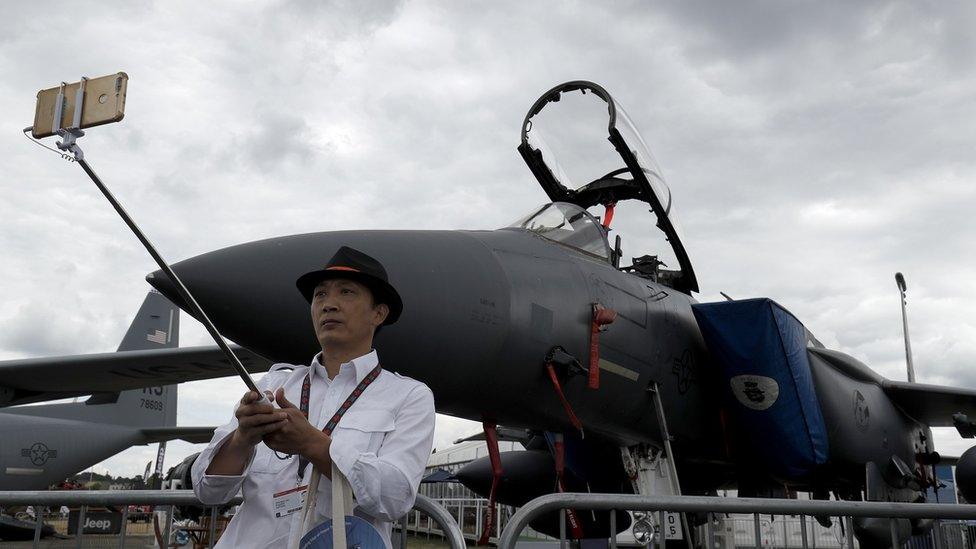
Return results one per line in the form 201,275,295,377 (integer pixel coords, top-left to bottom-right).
32,72,128,139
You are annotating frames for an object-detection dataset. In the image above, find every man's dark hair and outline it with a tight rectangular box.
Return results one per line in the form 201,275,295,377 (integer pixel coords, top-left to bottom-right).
364,286,387,337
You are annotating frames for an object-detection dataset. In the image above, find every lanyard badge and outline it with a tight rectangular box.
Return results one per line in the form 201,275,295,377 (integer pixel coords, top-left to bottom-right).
273,485,309,518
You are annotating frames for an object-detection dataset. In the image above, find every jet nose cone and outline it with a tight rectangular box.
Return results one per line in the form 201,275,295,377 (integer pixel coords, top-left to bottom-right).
144,237,319,363
143,230,513,414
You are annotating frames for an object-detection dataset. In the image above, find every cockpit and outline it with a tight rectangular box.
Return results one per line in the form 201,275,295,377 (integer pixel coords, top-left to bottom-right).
505,202,611,260
513,80,699,293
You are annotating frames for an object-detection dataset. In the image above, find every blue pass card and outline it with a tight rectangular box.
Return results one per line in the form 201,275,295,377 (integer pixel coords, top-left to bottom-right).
300,515,386,549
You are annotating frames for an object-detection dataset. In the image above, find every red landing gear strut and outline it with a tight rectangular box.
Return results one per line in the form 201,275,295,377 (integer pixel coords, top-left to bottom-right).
552,432,585,539
478,421,503,545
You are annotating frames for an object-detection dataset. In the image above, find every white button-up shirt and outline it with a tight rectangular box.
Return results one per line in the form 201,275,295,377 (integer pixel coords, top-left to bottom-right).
192,350,436,548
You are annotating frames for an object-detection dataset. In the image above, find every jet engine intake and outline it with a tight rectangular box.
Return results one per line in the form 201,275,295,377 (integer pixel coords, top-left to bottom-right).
955,446,976,503
853,517,911,549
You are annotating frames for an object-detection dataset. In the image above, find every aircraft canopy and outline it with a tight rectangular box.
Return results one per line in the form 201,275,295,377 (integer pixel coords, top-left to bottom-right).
517,80,698,293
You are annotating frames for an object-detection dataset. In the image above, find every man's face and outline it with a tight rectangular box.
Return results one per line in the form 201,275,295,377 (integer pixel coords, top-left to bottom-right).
310,278,389,350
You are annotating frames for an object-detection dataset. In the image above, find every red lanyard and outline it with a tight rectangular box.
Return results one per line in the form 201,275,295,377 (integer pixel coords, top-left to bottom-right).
297,363,382,481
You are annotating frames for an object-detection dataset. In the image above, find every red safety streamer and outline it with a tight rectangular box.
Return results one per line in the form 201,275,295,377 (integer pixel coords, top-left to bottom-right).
602,202,616,229
478,421,503,545
546,362,583,434
553,433,585,539
588,304,618,389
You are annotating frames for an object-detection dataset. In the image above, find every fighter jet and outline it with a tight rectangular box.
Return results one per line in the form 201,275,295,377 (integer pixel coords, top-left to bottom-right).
14,81,976,548
130,81,976,547
0,291,248,490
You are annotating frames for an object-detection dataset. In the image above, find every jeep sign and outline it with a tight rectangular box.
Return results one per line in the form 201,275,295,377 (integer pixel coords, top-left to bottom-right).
67,510,123,535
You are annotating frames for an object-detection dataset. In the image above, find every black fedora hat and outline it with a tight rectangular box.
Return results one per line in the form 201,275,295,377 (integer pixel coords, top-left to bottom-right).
296,246,403,325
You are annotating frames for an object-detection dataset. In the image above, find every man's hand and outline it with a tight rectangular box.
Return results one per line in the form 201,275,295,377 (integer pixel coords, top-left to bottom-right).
233,390,287,447
206,390,286,476
263,388,333,462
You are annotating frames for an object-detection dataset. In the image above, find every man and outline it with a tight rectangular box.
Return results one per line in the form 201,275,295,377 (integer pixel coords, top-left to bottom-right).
192,246,436,548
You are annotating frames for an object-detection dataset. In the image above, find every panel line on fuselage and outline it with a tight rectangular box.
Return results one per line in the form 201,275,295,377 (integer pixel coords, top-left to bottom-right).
599,358,639,382
5,467,44,476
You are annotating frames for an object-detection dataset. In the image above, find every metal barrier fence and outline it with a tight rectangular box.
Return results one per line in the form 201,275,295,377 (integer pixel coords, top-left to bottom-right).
708,515,974,548
0,490,464,549
497,493,976,549
408,497,551,544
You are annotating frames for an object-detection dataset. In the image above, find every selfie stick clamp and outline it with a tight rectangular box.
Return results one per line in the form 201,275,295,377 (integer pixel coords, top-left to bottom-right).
44,75,262,396
52,78,87,161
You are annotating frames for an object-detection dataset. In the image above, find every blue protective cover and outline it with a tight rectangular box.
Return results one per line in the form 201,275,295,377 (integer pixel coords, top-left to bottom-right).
301,515,385,549
692,298,828,479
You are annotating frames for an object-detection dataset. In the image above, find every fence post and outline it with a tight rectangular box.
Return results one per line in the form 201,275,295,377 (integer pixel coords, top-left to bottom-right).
889,518,899,549
703,513,712,549
781,516,788,548
75,505,87,548
800,515,808,549
560,508,568,549
32,505,44,546
931,520,943,549
209,506,218,548
610,508,617,549
475,499,481,540
162,505,174,548
660,510,667,549
496,502,502,541
845,517,854,549
754,513,762,549
119,505,129,548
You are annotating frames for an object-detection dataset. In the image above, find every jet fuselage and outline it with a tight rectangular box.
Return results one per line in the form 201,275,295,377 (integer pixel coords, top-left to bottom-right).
148,228,725,457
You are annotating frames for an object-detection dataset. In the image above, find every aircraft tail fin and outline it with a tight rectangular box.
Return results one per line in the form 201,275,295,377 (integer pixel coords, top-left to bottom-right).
101,291,180,427
117,290,179,352
6,291,180,428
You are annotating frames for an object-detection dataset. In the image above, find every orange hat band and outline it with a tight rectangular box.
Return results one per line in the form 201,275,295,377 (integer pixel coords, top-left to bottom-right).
325,266,360,272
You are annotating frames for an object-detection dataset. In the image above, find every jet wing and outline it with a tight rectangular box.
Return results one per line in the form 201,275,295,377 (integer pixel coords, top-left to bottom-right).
0,345,273,408
883,379,976,427
141,426,217,444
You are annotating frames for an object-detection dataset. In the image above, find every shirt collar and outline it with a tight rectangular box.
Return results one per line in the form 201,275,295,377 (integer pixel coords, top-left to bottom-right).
310,350,379,384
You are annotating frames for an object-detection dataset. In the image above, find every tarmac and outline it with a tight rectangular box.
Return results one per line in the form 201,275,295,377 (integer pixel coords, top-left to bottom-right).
3,535,157,548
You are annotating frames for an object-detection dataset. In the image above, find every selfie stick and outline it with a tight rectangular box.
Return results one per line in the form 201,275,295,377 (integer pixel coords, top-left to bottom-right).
44,77,262,395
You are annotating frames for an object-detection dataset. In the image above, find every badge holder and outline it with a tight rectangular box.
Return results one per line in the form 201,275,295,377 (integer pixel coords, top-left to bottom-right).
40,76,264,396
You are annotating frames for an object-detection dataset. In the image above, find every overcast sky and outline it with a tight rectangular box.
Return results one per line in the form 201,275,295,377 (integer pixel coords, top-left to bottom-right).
1,1,974,479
